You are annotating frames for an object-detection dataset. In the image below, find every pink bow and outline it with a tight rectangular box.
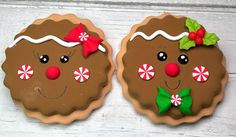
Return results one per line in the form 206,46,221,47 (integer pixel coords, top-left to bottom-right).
64,23,103,57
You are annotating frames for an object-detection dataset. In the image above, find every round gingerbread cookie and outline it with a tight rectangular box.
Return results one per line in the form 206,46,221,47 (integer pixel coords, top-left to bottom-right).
2,14,114,124
117,13,228,125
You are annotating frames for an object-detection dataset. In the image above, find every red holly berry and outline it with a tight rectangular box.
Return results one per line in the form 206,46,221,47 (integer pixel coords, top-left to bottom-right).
196,28,206,37
195,37,203,45
188,32,197,40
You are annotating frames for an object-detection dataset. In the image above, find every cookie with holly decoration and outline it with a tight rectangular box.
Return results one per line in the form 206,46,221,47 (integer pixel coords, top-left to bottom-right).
117,13,228,125
2,14,114,124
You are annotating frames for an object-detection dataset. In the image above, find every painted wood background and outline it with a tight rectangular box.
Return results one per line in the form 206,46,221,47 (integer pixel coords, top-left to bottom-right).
0,0,235,136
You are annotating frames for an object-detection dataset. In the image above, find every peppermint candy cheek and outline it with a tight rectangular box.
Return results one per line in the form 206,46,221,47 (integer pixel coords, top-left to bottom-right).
192,66,209,83
17,64,34,80
74,67,90,83
138,64,155,81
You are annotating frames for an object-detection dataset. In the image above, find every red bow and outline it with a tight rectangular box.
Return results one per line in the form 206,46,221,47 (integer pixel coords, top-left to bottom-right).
64,23,103,57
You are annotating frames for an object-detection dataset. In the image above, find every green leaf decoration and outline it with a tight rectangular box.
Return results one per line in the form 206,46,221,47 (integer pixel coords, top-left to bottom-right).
179,36,196,50
178,88,192,115
203,32,220,46
178,17,220,50
156,87,171,114
179,95,193,114
156,87,193,115
186,18,201,32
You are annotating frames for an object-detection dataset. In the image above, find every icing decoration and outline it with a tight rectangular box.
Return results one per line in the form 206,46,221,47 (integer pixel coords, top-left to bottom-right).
192,66,209,82
46,66,61,80
9,35,105,53
17,64,33,80
74,67,90,83
165,63,180,77
130,30,189,41
138,64,155,80
9,35,78,48
179,18,220,50
64,23,105,57
171,94,182,106
156,87,192,114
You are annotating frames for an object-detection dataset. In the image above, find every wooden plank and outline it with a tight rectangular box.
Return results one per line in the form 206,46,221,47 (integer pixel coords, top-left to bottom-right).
0,0,235,13
0,2,235,137
1,0,236,7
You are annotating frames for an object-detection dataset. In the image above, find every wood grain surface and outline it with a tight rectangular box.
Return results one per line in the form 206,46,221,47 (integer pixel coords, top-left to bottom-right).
0,0,235,137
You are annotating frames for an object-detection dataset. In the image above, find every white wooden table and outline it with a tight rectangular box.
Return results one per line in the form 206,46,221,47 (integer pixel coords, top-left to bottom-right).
0,0,236,136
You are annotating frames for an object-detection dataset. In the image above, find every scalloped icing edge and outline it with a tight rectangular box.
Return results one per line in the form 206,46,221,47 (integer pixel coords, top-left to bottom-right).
9,13,115,124
116,12,228,126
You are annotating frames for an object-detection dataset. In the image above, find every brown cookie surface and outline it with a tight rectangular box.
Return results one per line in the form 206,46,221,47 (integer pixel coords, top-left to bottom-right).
2,14,114,123
117,14,227,125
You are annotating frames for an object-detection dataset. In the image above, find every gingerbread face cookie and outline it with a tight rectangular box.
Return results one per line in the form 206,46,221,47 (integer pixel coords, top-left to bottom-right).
2,14,114,124
117,14,228,125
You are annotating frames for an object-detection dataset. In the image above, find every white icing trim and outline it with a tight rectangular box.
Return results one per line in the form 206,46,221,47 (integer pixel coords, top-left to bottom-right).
130,30,189,41
9,35,106,52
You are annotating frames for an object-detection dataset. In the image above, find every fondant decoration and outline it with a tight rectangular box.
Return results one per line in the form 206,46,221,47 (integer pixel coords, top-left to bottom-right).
192,66,209,82
46,66,61,80
179,18,220,50
156,87,192,114
74,67,90,83
2,14,114,124
40,55,49,64
60,55,69,63
157,51,167,61
130,30,189,41
171,94,182,106
138,64,155,80
17,64,33,80
165,63,180,77
178,54,188,64
64,23,105,57
118,14,227,125
9,35,105,53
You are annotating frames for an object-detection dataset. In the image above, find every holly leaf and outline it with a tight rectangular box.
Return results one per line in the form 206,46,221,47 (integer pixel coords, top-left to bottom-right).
179,36,196,50
186,18,201,32
203,32,220,46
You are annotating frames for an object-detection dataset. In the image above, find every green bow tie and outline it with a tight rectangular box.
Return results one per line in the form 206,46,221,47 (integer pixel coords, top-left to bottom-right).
156,87,192,115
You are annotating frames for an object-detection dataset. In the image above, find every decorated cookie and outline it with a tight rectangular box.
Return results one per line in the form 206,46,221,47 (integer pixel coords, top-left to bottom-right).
2,14,114,124
117,13,228,125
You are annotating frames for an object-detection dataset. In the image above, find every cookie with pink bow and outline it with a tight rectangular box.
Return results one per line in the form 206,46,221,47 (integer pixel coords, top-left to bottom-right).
117,13,228,125
2,14,114,124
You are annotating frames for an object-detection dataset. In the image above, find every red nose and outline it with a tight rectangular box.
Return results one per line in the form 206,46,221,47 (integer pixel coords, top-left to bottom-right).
46,66,60,80
165,63,180,77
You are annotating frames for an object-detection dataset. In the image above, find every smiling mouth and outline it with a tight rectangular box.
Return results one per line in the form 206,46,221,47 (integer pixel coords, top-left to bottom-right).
36,86,67,99
165,80,181,90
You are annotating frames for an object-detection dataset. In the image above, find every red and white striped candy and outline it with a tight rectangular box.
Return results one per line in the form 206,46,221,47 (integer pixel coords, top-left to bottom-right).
17,64,33,80
192,66,209,83
171,94,182,106
74,67,90,83
138,64,155,81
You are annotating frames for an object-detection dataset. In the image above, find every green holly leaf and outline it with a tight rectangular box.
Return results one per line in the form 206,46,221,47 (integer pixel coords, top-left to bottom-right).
203,32,220,46
186,18,201,32
179,36,196,50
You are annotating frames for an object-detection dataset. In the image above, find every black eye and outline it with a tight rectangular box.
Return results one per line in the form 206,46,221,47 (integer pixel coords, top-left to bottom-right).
157,51,167,61
178,54,189,64
39,55,49,64
60,55,69,63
